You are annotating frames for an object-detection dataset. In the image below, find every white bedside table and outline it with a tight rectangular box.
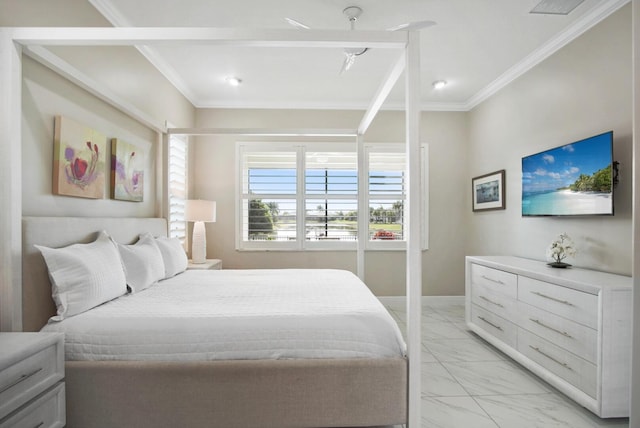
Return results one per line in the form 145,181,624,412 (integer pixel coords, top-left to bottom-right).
187,259,222,270
0,333,66,428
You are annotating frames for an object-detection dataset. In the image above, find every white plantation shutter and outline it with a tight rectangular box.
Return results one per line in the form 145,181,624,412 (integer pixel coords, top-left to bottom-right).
239,144,298,249
367,149,406,241
236,142,427,251
168,134,188,244
305,150,358,243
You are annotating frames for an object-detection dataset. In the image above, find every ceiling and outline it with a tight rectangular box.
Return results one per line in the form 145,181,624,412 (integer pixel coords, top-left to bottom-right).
86,0,628,111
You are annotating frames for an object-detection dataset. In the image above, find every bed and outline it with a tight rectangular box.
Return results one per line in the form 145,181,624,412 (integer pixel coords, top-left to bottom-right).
22,216,408,428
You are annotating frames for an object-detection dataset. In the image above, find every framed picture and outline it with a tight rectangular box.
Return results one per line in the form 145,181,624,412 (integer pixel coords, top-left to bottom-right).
111,138,144,202
472,169,506,212
53,116,106,199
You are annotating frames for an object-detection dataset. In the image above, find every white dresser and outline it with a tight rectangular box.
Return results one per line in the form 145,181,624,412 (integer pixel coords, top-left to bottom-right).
0,333,65,428
465,256,631,418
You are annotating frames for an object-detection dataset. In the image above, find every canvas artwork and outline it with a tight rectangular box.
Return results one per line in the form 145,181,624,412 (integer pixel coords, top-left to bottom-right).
111,138,144,202
53,116,106,199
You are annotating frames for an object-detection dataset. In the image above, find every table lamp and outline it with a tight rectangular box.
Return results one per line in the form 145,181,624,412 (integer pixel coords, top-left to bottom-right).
185,199,216,263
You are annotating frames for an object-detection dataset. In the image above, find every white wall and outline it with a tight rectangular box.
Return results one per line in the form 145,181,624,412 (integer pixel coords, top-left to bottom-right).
467,5,633,275
192,108,469,296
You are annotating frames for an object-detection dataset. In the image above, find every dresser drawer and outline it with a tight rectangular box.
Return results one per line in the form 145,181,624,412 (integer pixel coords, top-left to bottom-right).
518,276,598,329
518,301,597,364
471,281,518,321
471,304,517,348
0,382,65,428
470,264,517,299
518,328,596,398
0,341,64,420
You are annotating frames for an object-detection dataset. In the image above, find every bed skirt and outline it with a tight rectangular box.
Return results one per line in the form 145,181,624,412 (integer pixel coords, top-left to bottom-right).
65,357,407,428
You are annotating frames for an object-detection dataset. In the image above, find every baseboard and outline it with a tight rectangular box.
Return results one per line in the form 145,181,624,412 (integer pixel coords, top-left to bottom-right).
378,295,465,307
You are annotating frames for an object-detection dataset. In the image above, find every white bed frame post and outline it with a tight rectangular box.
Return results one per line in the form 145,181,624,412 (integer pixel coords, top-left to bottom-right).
631,1,640,426
0,29,23,332
405,30,422,428
356,133,366,280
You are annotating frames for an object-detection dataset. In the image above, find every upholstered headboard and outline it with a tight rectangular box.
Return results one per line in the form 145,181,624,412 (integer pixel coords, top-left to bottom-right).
22,217,168,332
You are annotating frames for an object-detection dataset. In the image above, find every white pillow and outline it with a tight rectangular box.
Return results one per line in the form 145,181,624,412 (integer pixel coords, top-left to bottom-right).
148,235,188,278
117,234,165,293
35,230,127,321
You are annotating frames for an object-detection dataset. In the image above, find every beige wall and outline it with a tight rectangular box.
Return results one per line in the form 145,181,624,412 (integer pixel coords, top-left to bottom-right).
4,0,196,218
21,56,161,217
192,108,469,296
467,5,632,275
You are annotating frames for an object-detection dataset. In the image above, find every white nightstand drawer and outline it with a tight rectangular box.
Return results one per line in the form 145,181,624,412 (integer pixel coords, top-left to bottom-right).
518,276,598,329
0,342,63,420
518,328,596,398
471,264,517,299
0,382,65,428
471,304,517,348
518,301,597,364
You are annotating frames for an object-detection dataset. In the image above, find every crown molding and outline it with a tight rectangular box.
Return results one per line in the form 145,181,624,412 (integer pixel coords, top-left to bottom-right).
464,0,630,110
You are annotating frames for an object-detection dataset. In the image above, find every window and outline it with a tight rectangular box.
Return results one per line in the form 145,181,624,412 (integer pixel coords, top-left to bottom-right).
237,142,427,251
305,151,358,243
367,148,406,244
167,134,188,244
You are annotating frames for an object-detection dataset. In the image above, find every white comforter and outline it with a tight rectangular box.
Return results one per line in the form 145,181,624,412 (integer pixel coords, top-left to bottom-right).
42,269,406,361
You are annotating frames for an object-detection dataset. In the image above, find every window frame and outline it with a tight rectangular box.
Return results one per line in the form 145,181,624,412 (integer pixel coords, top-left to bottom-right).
236,141,428,251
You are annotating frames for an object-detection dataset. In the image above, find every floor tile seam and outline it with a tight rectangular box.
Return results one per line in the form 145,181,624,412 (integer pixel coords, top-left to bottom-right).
436,357,477,398
467,394,504,428
466,391,553,397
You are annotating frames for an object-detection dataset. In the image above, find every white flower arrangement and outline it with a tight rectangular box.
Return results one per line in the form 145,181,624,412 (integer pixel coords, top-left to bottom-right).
547,232,576,264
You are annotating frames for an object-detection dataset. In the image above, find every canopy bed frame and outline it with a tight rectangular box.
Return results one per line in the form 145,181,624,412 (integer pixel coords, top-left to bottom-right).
1,26,423,426
22,216,407,428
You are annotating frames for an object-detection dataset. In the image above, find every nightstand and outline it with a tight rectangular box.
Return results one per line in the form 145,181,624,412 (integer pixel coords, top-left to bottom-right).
188,259,222,270
0,332,65,428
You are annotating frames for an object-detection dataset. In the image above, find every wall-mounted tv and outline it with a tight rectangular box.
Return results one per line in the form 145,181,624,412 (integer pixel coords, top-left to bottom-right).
522,131,614,216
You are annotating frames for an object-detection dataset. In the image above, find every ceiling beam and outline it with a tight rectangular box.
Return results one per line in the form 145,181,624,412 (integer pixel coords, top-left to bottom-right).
10,27,407,49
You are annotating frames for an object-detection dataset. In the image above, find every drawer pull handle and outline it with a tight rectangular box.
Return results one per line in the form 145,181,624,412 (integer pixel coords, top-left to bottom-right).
530,318,573,338
0,367,42,394
529,345,573,371
33,423,44,428
478,316,503,331
530,291,574,306
479,295,504,308
481,275,505,285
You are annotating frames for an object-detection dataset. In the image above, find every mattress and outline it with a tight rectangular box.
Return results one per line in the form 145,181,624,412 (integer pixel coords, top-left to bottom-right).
41,269,406,361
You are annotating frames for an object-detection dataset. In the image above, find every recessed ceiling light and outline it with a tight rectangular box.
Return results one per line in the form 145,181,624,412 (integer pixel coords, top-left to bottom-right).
530,0,585,15
225,76,242,87
432,80,447,90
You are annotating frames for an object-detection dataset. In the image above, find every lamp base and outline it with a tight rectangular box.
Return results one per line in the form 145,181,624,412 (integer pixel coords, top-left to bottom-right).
191,221,207,264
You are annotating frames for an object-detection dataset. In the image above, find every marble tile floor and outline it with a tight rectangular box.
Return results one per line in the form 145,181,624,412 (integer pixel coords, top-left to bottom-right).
381,300,630,428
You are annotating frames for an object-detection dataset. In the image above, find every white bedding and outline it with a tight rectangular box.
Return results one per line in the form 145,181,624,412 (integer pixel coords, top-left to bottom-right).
41,269,406,361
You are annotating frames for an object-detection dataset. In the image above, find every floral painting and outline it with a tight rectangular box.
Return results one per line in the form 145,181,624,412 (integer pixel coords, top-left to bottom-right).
111,138,144,202
53,116,106,199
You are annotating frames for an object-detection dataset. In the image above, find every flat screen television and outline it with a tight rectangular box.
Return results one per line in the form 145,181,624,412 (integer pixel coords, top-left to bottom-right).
522,131,614,216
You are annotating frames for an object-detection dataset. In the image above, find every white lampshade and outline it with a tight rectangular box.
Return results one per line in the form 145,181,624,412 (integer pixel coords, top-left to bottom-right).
185,200,216,223
185,200,216,264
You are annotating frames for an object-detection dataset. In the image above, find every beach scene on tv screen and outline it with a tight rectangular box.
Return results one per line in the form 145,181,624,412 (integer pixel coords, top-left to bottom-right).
522,133,612,216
